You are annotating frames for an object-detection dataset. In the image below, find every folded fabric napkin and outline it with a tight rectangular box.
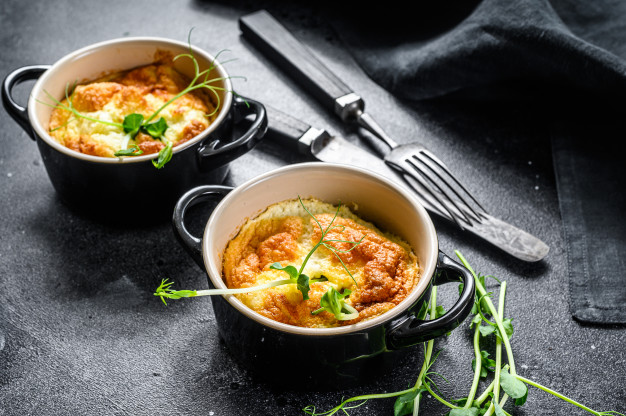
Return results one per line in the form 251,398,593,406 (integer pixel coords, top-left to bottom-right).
552,120,626,325
332,0,626,102
330,0,626,323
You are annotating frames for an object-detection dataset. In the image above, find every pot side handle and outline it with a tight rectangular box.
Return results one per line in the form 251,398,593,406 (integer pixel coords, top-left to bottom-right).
2,65,51,141
172,185,234,269
197,95,268,169
386,251,476,350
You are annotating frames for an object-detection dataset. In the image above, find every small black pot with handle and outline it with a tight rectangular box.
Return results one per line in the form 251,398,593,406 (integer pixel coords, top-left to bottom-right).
172,162,475,388
1,37,267,223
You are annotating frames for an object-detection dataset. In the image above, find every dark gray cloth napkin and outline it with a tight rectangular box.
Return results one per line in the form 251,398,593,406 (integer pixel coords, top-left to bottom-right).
552,120,626,325
329,0,626,324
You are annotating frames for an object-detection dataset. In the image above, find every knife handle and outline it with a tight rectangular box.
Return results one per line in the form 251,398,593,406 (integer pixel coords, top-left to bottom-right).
264,104,328,156
239,10,364,122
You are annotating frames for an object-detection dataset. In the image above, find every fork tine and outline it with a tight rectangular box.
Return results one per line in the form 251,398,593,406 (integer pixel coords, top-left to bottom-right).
402,168,467,228
404,158,477,228
418,149,489,216
410,154,483,224
385,158,463,226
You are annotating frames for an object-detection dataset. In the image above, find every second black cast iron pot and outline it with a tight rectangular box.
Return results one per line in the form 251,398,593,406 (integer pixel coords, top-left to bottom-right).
172,162,475,388
2,37,267,223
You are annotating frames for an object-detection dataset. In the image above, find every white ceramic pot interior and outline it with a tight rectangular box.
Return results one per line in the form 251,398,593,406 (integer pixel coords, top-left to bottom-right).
202,162,439,336
27,37,233,164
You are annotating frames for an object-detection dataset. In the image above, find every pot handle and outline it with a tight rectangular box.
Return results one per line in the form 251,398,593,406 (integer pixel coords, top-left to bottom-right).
2,65,50,141
386,251,475,350
172,185,234,268
197,95,267,169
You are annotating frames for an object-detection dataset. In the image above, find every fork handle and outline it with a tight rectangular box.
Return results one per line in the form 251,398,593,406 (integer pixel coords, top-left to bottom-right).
239,10,364,123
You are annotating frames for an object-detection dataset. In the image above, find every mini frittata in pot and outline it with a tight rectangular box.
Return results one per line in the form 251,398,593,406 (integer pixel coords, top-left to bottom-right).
48,52,215,158
221,198,421,328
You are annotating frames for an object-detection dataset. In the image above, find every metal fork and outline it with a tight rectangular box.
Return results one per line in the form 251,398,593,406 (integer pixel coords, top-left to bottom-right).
356,111,488,230
240,10,550,262
240,10,487,231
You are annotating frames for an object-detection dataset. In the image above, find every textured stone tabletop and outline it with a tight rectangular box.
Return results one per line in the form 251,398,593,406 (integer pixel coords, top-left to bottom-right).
1,1,624,415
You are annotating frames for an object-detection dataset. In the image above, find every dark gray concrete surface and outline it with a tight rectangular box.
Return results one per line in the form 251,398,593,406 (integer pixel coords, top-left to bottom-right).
1,1,624,415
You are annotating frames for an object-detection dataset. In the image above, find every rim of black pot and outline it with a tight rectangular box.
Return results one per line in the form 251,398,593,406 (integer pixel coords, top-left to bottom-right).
27,36,233,164
202,162,440,336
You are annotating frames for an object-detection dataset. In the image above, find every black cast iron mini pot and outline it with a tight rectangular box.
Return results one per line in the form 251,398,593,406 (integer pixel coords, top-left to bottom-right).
2,37,267,223
172,162,475,388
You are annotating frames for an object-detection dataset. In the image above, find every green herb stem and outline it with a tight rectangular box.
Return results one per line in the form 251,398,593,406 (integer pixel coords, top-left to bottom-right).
410,287,440,415
483,284,508,416
337,303,359,321
493,283,507,402
144,87,193,124
416,290,438,381
412,392,422,416
474,376,511,416
67,110,123,128
194,278,294,295
492,399,513,416
304,251,624,416
498,394,511,415
120,133,132,152
465,322,483,408
155,197,364,323
155,277,328,305
422,381,460,410
488,296,516,376
152,138,173,169
42,89,123,129
414,323,436,390
514,375,624,416
304,288,441,416
296,198,362,283
299,239,324,277
474,380,495,405
304,388,417,416
455,250,517,375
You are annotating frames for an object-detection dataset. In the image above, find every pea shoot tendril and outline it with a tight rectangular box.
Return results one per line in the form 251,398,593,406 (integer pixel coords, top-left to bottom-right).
301,251,625,416
38,30,243,169
154,196,364,322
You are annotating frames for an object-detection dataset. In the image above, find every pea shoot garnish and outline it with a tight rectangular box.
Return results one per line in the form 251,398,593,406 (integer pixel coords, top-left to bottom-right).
122,113,145,139
303,252,625,416
311,287,359,321
113,145,143,157
270,196,364,320
154,197,364,322
40,31,240,168
154,275,326,306
151,138,173,169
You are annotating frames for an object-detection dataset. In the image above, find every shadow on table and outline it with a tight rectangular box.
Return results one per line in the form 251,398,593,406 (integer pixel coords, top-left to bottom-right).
24,194,206,306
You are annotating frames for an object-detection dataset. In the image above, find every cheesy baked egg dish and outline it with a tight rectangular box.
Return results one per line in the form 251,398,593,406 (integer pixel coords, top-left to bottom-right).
222,198,421,328
48,52,216,157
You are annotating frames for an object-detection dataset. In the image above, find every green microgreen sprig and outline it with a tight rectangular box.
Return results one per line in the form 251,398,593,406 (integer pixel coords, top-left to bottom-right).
269,196,364,320
304,251,625,416
40,31,243,168
303,286,442,416
155,197,364,322
154,275,327,306
311,287,359,321
42,83,122,130
112,145,143,157
296,196,365,286
151,137,173,169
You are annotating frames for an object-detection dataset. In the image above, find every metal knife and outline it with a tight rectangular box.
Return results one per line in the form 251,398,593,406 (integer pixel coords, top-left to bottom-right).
240,10,549,262
264,105,550,262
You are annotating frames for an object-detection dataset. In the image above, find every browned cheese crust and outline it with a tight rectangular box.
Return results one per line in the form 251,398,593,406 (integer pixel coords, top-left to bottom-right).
221,199,420,328
48,53,215,157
